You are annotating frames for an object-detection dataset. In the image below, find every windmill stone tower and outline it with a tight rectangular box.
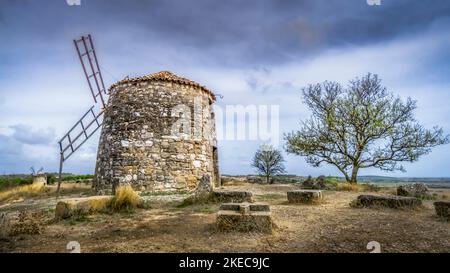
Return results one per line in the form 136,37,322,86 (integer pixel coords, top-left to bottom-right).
94,71,220,193
57,35,219,194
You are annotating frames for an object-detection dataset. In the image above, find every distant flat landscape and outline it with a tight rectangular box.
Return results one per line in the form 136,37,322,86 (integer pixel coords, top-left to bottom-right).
222,174,450,188
356,176,450,188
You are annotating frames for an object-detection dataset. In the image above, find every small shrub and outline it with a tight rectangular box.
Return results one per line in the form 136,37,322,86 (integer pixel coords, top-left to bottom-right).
335,183,380,192
349,199,363,208
9,211,46,236
416,194,436,201
336,183,361,191
0,176,33,191
108,185,141,212
89,198,111,212
46,174,57,185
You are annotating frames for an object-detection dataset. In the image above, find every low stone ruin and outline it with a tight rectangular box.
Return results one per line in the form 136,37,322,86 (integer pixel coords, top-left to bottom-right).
32,174,47,187
287,190,323,204
397,183,430,198
302,176,326,190
434,201,450,220
352,195,422,209
212,191,253,203
55,196,112,219
217,202,272,233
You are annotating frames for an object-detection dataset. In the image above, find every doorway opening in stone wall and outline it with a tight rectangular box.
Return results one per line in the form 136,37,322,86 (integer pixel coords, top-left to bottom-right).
213,146,220,187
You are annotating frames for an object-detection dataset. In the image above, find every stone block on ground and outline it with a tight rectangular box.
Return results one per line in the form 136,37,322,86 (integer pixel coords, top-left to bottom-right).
192,174,213,201
217,202,272,233
287,190,323,204
212,191,253,203
55,196,112,219
354,195,422,209
434,201,450,220
397,183,430,198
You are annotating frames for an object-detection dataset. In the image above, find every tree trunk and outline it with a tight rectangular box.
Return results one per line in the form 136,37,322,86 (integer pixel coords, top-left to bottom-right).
266,175,270,184
350,166,359,184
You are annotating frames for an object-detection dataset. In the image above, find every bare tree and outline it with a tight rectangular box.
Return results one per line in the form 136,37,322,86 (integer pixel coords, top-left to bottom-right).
252,144,286,184
285,73,449,184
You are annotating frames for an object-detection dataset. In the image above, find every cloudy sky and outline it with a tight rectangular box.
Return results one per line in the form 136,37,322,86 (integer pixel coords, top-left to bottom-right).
0,0,449,177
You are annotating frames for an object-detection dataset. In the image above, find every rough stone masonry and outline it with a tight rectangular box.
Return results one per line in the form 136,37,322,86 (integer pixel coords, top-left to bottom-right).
94,71,220,193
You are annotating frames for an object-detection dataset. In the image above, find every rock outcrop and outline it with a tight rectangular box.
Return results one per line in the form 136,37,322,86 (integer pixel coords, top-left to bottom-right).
287,190,323,204
217,202,272,232
55,196,112,219
434,201,450,220
352,195,422,209
397,183,430,198
212,191,253,203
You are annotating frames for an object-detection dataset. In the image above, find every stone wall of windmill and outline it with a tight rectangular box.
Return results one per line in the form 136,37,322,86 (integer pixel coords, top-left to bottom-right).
94,72,219,193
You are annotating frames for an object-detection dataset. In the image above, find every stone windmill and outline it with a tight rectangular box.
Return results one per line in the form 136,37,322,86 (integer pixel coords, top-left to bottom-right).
57,35,219,194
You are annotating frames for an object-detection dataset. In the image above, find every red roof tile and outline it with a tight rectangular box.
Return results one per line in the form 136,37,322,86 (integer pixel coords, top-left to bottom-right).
109,71,216,101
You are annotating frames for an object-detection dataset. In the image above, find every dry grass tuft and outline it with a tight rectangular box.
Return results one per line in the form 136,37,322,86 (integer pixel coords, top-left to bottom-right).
88,198,111,212
109,185,141,211
336,183,361,192
335,183,380,192
0,183,49,203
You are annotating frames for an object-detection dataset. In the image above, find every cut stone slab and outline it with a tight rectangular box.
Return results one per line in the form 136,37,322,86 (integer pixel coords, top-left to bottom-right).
287,190,323,204
219,202,270,212
354,195,422,209
434,201,450,220
212,191,253,203
397,183,430,198
55,196,112,219
217,202,272,233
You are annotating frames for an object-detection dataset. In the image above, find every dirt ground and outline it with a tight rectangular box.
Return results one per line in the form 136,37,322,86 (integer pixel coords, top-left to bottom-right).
1,182,449,253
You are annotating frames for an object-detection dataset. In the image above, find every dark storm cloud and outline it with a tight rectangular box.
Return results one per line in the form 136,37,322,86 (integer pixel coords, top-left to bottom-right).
9,124,56,145
1,0,449,67
88,0,450,65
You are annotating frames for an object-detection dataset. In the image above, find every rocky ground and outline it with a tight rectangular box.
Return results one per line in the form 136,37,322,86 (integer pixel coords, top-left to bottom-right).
0,182,449,253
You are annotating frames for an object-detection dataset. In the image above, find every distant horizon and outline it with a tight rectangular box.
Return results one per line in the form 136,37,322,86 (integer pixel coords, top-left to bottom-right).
3,172,450,180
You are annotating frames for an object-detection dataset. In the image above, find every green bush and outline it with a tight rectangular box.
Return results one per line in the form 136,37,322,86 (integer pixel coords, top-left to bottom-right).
0,176,33,191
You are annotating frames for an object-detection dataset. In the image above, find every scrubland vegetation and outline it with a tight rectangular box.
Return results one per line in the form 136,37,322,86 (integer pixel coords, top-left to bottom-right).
1,177,449,253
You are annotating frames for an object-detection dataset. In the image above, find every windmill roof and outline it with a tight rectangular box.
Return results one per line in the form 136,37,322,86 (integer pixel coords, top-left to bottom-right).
109,71,216,101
